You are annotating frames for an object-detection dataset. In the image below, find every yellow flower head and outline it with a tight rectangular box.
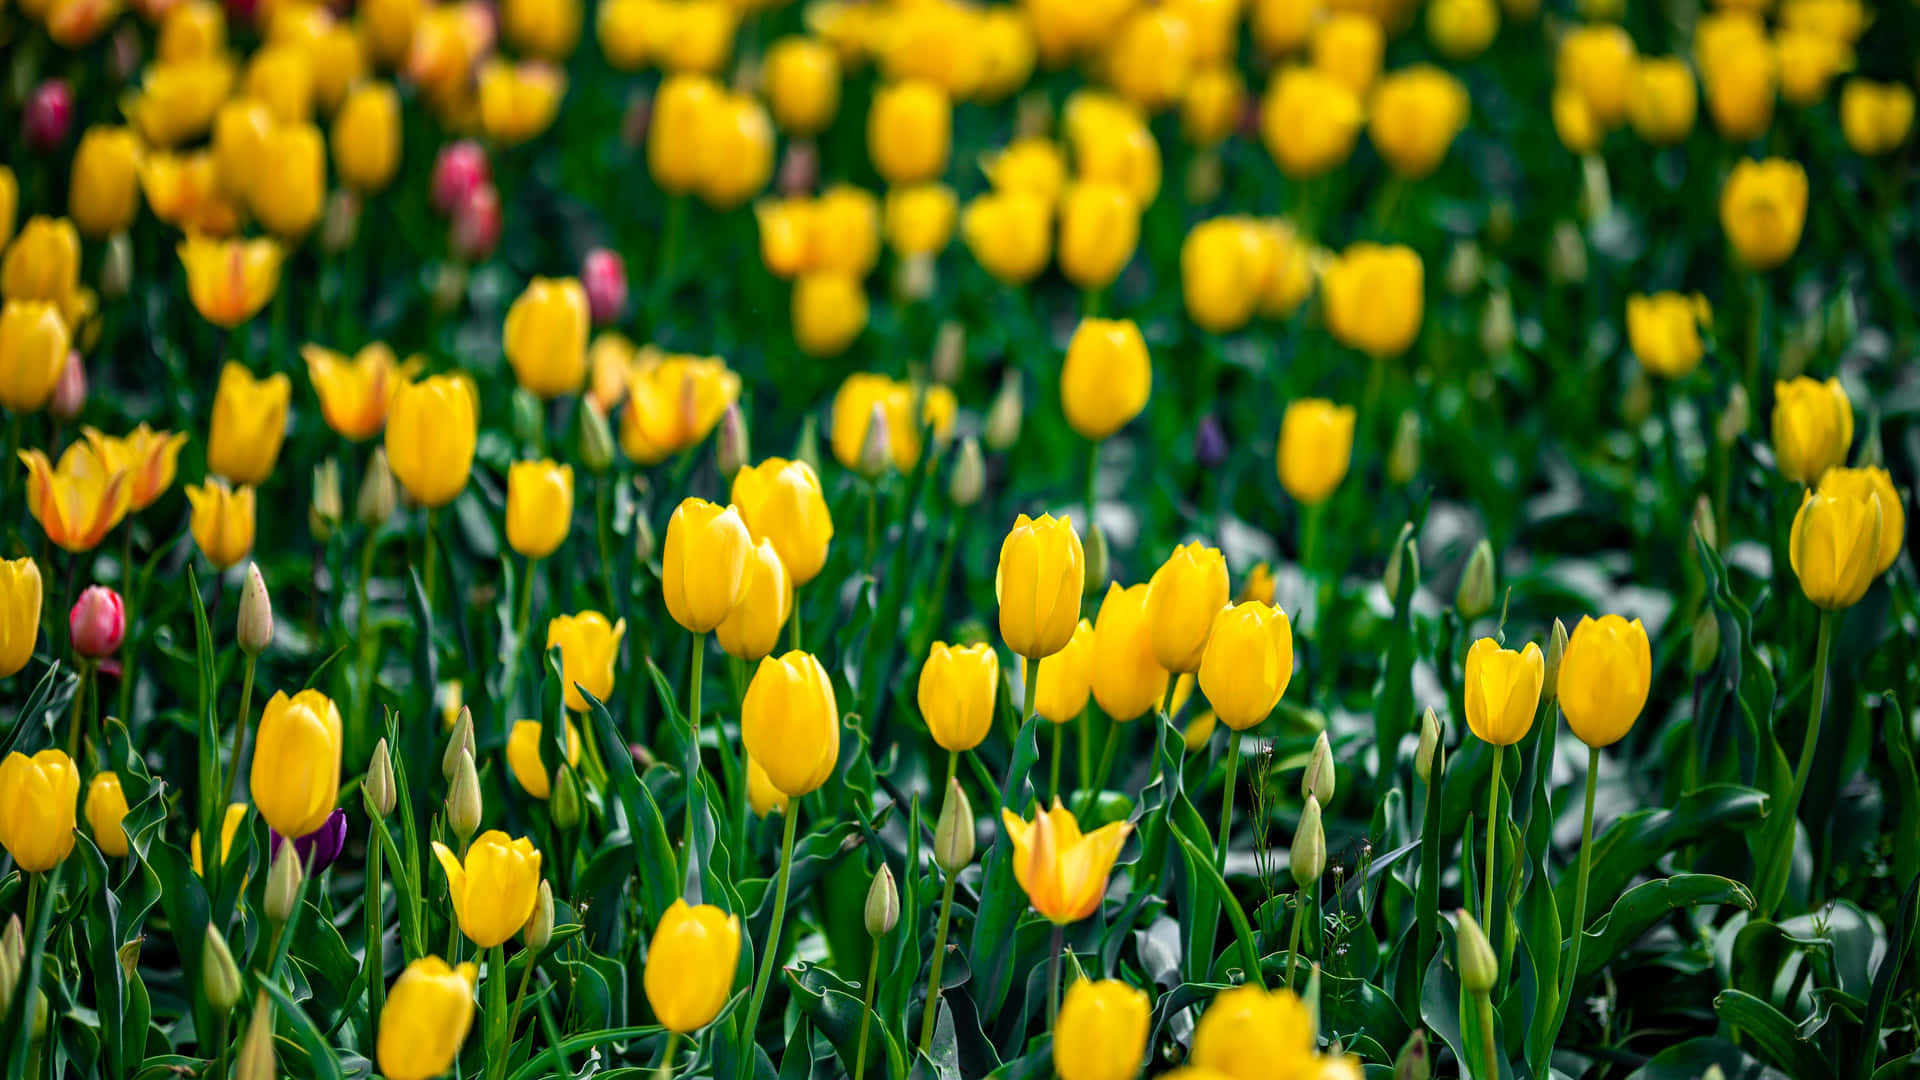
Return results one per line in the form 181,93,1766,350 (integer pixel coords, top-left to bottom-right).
1000,799,1131,923
431,831,544,948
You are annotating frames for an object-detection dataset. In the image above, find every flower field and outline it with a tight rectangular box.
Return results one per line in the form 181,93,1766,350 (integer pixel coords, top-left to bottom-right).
0,0,1915,1077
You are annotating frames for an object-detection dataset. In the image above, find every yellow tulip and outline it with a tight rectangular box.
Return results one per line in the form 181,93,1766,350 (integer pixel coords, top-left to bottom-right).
962,191,1053,285
186,479,257,570
386,375,479,507
1557,23,1636,128
1790,487,1884,609
1260,67,1363,178
747,756,788,818
0,300,70,414
1368,66,1470,178
0,558,42,679
1169,0,1239,65
1181,218,1264,333
1464,638,1545,745
1054,979,1150,1080
1780,0,1869,43
694,90,775,210
191,802,248,876
869,80,952,185
1239,563,1276,606
245,44,316,125
1104,9,1194,112
1841,79,1914,156
765,37,841,136
406,3,494,108
1322,243,1423,358
884,184,958,258
211,99,274,207
1722,158,1809,272
1198,602,1294,731
1701,42,1776,140
1191,985,1315,1077
878,1,988,98
145,152,243,236
333,83,403,192
1626,293,1710,378
1253,219,1316,318
716,539,793,661
0,750,79,872
480,60,568,147
80,425,185,515
829,373,957,471
506,461,575,560
651,75,721,195
207,362,292,486
377,958,478,1080
662,498,754,634
618,355,740,463
975,8,1036,100
85,772,131,857
792,272,870,358
69,127,144,239
1000,799,1131,923
983,137,1068,203
431,831,544,947
1182,67,1247,149
919,641,1001,752
1629,57,1698,144
1061,318,1151,440
0,168,15,252
178,235,284,328
303,342,419,441
1033,620,1094,723
741,650,841,797
654,0,740,73
643,900,742,1033
1557,615,1651,748
507,719,581,799
292,15,370,115
1774,28,1849,106
1144,543,1230,673
1428,0,1498,59
250,121,327,235
503,0,581,59
122,59,235,147
504,278,589,399
1277,399,1357,505
1058,182,1139,291
998,514,1087,660
361,0,423,69
546,611,628,711
731,458,834,585
0,216,81,314
595,0,652,69
250,689,343,838
1771,375,1853,484
1816,467,1903,575
1311,13,1383,96
159,1,227,63
1253,0,1319,57
1090,583,1171,721
21,443,129,553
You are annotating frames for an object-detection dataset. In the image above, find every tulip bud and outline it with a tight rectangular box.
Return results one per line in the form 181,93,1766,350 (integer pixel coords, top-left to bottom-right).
1543,617,1568,705
583,248,629,326
551,765,583,829
1395,1030,1431,1080
950,438,985,508
1455,909,1497,993
1290,795,1325,886
1414,707,1440,783
236,992,275,1080
1486,200,1515,246
1692,495,1718,552
447,749,483,841
1825,291,1857,358
1384,525,1418,604
357,449,396,527
716,404,749,479
1478,289,1514,355
511,388,545,448
525,880,554,952
1690,610,1720,674
237,563,273,656
1546,221,1587,285
1621,370,1654,428
431,139,491,215
101,234,133,302
1455,541,1495,620
0,917,19,1017
1302,731,1335,804
794,414,823,476
1387,411,1421,486
1194,415,1228,471
1443,240,1483,297
931,321,966,385
1716,384,1750,448
1082,523,1110,596
24,80,74,152
70,585,126,659
449,184,502,262
367,738,396,819
622,90,651,149
266,841,303,924
430,263,470,316
311,458,343,540
1702,1069,1726,1080
203,927,243,1013
319,190,362,256
578,400,616,474
864,864,900,937
443,707,476,780
48,351,86,423
983,371,1023,451
634,511,657,565
934,777,975,874
857,402,891,480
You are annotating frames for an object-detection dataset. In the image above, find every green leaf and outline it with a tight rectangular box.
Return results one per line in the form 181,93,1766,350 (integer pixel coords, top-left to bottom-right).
583,687,679,931
1552,783,1768,923
788,962,908,1080
1714,989,1835,1080
1575,874,1753,977
256,979,348,1080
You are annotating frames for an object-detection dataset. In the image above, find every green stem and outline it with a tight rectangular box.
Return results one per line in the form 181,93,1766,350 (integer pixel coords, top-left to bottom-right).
1216,733,1241,873
738,800,800,1077
67,661,93,762
1762,607,1837,916
854,942,881,1080
1301,502,1325,581
422,509,439,614
1049,722,1063,803
865,483,879,573
1084,439,1099,527
1744,267,1765,412
211,1012,231,1080
1476,990,1499,1080
1483,745,1502,925
117,526,135,725
487,946,510,1080
364,826,386,1054
683,633,706,882
498,951,537,1080
355,529,380,747
595,475,618,614
653,1031,682,1080
1045,924,1064,1029
1082,288,1103,318
1285,893,1304,989
517,554,536,656
1552,744,1600,1044
1077,709,1092,794
220,655,255,816
918,874,956,1053
1080,720,1121,820
790,593,803,653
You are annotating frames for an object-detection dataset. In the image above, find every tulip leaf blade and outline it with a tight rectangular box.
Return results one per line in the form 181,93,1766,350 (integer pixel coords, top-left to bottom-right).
1713,989,1836,1080
786,961,908,1080
256,978,348,1080
1551,783,1768,926
583,687,679,932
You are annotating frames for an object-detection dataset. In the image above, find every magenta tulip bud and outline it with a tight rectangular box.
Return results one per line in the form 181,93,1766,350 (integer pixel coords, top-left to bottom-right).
225,0,259,23
70,586,126,659
24,80,74,153
583,248,627,325
448,183,502,262
431,139,491,216
49,352,86,423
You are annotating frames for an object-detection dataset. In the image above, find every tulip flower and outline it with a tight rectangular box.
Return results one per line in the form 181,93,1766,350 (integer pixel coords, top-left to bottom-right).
1464,636,1544,922
1061,319,1151,442
716,539,793,662
122,56,234,146
644,900,742,1033
1182,67,1246,149
694,91,774,210
1277,399,1358,506
431,831,543,947
582,249,627,326
747,756,788,818
962,190,1053,285
69,127,144,239
332,83,402,193
386,374,478,507
186,479,257,569
250,690,343,839
80,425,188,513
1721,158,1808,271
70,585,125,662
1090,583,1171,725
1841,79,1915,157
919,642,1000,756
1557,23,1635,129
84,772,131,858
765,37,841,136
1558,616,1652,749
0,749,79,872
1058,182,1139,293
249,123,326,238
1144,543,1230,674
1626,293,1710,379
650,75,721,196
191,802,249,877
1181,219,1265,333
1816,467,1904,575
869,80,952,184
0,300,71,413
502,0,581,59
302,343,419,441
1198,603,1294,732
1321,243,1424,358
378,958,479,1080
884,183,958,259
2,217,82,316
479,60,568,147
741,651,841,798
546,612,627,711
618,356,742,464
663,498,754,635
206,363,292,486
1053,979,1150,1080
828,373,957,472
0,558,41,680
21,442,129,552
1260,68,1363,179
1628,57,1698,145
1790,488,1884,611
1191,985,1315,1077
1002,799,1131,923
1771,376,1853,485
1428,0,1498,59
731,458,834,586
506,460,575,562
142,151,243,236
503,277,589,399
1034,619,1094,723
998,514,1087,662
792,272,870,358
1311,12,1383,96
1368,66,1470,179
507,719,581,799
1775,28,1848,106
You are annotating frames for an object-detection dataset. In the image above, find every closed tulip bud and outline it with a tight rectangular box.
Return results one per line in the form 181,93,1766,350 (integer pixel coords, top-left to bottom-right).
1464,638,1545,745
69,127,143,239
1369,67,1470,179
447,749,483,841
1303,731,1336,803
1054,978,1150,1080
236,992,276,1080
643,900,742,1033
1384,530,1419,603
1544,617,1569,705
1278,399,1357,505
432,831,544,948
1428,0,1497,59
0,918,18,1016
48,352,86,423
1722,159,1808,272
1323,243,1424,358
1477,289,1515,356
23,80,74,153
1061,318,1151,442
919,642,1000,752
1546,221,1588,286
430,141,490,215
551,765,583,829
0,302,71,414
998,514,1086,659
387,375,479,507
636,514,658,564
1290,795,1325,886
333,83,402,193
252,690,342,838
309,459,342,541
1772,376,1854,485
984,372,1024,452
1090,583,1171,722
1198,603,1293,731
367,738,396,819
203,927,243,1012
857,402,892,480
1182,67,1245,150
574,401,615,475
950,438,986,507
378,958,479,1080
1144,543,1230,673
522,879,555,953
765,37,841,136
83,771,129,857
935,777,976,872
545,612,626,712
1456,909,1497,992
716,404,750,480
1260,67,1364,178
579,249,627,327
1717,384,1751,448
865,864,900,936
443,708,476,780
742,651,841,797
0,750,79,871
1558,615,1652,748
506,461,575,562
1558,23,1635,129
1791,487,1886,610
716,539,793,662
1692,495,1719,553
235,563,273,655
1690,610,1720,674
1456,541,1496,620
1083,524,1111,595
663,498,754,634
208,363,292,486
266,841,304,923
1415,708,1441,783
1818,467,1903,573
1058,183,1139,292
357,449,397,527
100,234,132,303
869,80,951,185
70,586,126,659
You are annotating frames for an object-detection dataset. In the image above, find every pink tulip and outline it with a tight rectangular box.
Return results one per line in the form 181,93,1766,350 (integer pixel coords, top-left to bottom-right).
70,586,125,659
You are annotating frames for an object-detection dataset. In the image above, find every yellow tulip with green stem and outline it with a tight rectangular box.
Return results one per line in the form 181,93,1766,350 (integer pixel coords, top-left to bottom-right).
1462,636,1545,931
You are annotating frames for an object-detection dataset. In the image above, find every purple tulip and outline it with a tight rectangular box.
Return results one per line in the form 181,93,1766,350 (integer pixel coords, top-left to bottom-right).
270,808,349,874
1195,414,1228,470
